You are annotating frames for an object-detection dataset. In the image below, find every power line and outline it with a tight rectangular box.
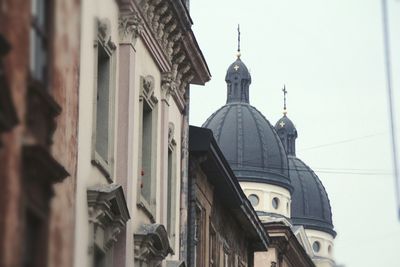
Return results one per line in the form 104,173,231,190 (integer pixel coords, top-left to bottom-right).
226,160,392,176
298,132,386,152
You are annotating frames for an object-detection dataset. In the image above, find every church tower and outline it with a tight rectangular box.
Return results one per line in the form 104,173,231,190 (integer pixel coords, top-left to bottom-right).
275,89,336,267
203,28,292,220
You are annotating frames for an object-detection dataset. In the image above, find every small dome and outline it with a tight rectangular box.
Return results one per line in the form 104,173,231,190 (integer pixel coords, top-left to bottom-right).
275,115,297,136
225,58,251,104
275,115,298,156
289,156,336,237
203,103,291,192
225,58,251,82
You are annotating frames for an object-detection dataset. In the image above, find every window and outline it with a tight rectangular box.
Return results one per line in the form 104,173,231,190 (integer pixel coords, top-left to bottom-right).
141,101,153,203
30,0,49,84
312,241,321,253
138,75,158,214
223,243,231,267
328,245,332,255
248,194,259,207
94,245,106,267
167,146,176,246
272,197,279,210
209,224,217,267
23,210,46,267
195,204,206,267
92,19,116,179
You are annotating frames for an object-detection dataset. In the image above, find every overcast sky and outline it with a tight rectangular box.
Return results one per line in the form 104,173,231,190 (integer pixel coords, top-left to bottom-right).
188,0,400,266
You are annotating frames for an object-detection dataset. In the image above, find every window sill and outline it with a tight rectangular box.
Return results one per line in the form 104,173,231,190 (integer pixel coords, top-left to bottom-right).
91,158,112,183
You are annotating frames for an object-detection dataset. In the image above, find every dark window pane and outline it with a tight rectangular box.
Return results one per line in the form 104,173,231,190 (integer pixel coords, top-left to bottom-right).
95,45,110,162
141,102,152,203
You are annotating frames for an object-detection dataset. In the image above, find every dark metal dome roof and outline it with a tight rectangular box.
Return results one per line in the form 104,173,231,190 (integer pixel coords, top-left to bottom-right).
225,57,251,104
275,115,297,136
202,103,292,192
275,114,298,156
288,155,336,237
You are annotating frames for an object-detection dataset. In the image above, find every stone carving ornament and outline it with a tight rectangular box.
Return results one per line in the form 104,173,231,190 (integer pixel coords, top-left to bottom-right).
98,18,116,51
118,11,143,45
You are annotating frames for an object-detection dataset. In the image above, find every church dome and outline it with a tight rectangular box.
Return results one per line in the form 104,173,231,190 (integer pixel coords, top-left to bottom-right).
275,114,298,156
275,115,297,136
288,156,336,237
203,57,291,192
226,58,251,83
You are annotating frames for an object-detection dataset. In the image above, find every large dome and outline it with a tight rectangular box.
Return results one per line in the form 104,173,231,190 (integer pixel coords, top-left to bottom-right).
203,56,291,191
288,155,336,237
203,106,291,191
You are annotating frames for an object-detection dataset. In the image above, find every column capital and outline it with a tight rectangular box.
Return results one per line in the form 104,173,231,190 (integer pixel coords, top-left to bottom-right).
118,11,143,46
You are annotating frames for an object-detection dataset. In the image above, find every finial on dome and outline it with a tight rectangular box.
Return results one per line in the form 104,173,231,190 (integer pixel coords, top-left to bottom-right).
282,85,288,115
237,24,241,58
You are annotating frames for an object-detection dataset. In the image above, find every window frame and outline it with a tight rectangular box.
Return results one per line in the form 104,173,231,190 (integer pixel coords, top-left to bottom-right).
30,0,52,85
91,18,117,182
167,140,177,247
137,75,158,219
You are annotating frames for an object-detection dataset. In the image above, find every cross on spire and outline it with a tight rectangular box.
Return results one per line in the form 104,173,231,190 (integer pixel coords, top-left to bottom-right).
282,85,287,115
237,24,241,52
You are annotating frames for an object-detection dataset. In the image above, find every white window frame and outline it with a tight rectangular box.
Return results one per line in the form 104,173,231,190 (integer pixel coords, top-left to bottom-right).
91,18,117,182
166,123,177,247
137,75,158,219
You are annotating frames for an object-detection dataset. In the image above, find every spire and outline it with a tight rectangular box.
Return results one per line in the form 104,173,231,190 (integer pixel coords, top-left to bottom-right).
275,85,297,156
225,25,251,104
282,85,287,115
237,24,241,58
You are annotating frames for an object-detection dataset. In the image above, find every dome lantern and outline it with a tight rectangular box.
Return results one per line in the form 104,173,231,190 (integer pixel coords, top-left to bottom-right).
275,86,298,156
225,25,252,104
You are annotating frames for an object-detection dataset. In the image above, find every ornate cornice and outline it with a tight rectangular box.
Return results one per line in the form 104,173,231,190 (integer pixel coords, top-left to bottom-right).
128,0,210,104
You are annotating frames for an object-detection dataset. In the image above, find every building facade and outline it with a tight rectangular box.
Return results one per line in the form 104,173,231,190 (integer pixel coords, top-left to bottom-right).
74,0,211,266
0,0,213,266
0,0,81,267
189,126,269,267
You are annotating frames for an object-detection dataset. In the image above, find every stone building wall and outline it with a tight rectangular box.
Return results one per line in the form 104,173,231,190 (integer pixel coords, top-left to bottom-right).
0,0,81,267
190,161,251,267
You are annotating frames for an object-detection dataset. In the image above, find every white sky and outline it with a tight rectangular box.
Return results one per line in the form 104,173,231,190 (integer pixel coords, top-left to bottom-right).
188,0,400,266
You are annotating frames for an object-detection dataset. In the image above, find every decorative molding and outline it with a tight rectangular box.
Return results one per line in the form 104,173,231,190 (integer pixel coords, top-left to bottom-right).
118,11,143,46
134,223,173,264
26,79,62,146
140,75,158,108
134,0,210,95
97,18,116,52
168,122,176,149
160,72,175,103
87,184,130,251
23,145,69,185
